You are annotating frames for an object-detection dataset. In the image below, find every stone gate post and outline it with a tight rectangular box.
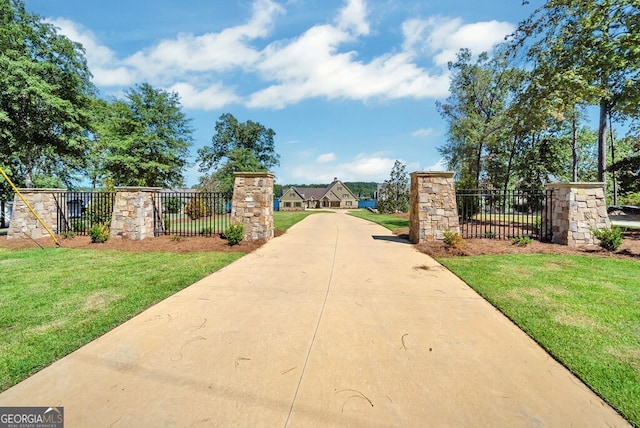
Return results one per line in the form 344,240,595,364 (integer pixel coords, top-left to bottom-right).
7,189,65,240
110,187,160,240
409,172,460,243
545,182,611,247
230,172,274,241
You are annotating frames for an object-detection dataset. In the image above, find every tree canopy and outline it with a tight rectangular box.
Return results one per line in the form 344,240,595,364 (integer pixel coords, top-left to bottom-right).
377,160,409,213
197,113,279,193
92,83,193,188
0,0,94,188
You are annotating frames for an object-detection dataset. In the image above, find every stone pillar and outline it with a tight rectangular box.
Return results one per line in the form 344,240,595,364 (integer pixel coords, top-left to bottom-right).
546,182,611,247
409,172,460,243
231,172,274,241
110,187,161,240
7,189,65,240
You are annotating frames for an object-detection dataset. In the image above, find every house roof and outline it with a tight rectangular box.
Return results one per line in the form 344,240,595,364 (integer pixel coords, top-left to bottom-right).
280,179,358,202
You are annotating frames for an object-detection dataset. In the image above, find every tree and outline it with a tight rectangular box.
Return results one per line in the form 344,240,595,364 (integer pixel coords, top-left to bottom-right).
437,48,524,189
512,0,640,188
198,148,263,193
95,83,193,188
197,113,279,192
0,0,95,188
377,160,409,213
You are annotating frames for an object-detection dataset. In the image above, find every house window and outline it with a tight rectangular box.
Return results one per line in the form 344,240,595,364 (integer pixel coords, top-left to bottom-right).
294,202,302,207
284,202,291,207
346,201,352,206
337,186,342,191
343,194,349,198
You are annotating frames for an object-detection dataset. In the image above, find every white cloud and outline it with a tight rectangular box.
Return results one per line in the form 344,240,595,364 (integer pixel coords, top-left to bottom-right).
404,16,515,66
425,158,448,171
337,0,370,36
317,153,336,163
167,82,241,110
290,152,397,183
47,18,137,86
48,1,514,109
412,128,434,137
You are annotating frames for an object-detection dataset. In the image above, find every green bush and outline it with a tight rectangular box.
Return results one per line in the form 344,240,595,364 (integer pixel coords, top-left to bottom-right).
164,197,182,214
88,222,110,243
85,193,114,225
485,230,496,239
591,226,624,251
200,226,213,236
619,192,640,206
184,198,207,220
223,223,244,246
510,236,533,247
443,229,464,249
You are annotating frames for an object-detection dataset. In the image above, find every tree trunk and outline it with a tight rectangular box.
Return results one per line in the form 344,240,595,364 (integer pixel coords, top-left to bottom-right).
609,113,617,205
597,98,608,189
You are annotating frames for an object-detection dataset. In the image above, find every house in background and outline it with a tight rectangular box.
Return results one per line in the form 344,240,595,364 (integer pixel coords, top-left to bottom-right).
279,178,358,211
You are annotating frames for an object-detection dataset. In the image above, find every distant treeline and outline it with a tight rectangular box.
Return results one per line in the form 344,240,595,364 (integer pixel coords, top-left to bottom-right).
275,182,378,198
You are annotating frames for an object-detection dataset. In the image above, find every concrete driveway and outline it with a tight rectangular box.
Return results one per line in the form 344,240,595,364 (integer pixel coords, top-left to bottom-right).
0,211,629,427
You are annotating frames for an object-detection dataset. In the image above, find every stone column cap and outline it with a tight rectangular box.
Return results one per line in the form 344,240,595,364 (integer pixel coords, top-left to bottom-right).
115,187,163,192
546,182,605,189
410,171,455,178
233,172,275,178
16,188,67,192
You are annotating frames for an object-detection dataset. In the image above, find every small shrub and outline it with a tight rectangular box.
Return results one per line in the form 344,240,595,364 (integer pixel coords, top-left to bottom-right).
510,236,533,247
200,226,213,236
170,235,185,242
163,214,171,233
443,229,464,249
184,198,207,220
88,222,110,243
164,197,182,214
60,231,76,239
591,226,623,251
223,222,244,246
485,230,496,239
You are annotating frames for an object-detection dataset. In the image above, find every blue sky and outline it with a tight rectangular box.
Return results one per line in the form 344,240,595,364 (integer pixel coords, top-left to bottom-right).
25,0,534,186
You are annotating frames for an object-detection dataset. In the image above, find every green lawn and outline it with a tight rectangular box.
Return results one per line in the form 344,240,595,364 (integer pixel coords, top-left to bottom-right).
0,248,243,392
439,254,640,426
274,210,333,232
0,209,323,392
346,209,409,232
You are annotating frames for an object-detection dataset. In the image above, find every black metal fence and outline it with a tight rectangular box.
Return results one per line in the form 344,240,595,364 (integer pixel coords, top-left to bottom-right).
54,191,116,235
154,191,232,237
456,189,553,240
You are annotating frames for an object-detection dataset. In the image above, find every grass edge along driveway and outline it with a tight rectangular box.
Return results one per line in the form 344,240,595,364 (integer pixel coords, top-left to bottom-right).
0,210,326,392
439,254,640,427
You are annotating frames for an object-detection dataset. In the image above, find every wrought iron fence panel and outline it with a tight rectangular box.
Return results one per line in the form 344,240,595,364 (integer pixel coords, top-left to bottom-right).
456,189,553,240
154,191,232,237
54,191,116,235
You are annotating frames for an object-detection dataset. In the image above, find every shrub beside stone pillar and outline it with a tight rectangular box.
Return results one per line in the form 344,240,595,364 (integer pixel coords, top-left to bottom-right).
110,187,160,240
545,182,611,247
7,189,65,240
409,172,460,243
231,172,274,241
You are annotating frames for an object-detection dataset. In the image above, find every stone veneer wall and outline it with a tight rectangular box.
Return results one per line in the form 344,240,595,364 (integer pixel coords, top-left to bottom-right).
545,182,611,247
409,172,460,243
7,189,65,240
110,188,160,240
230,172,274,241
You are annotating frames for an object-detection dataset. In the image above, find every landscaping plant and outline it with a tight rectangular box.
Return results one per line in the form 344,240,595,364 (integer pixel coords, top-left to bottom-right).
591,226,624,251
88,222,110,243
223,222,244,246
